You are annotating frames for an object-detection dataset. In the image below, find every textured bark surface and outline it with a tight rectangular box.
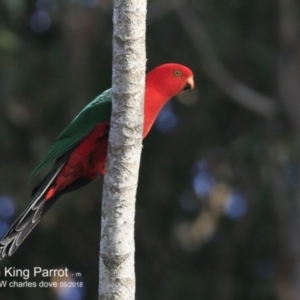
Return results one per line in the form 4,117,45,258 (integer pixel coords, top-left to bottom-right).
99,1,147,299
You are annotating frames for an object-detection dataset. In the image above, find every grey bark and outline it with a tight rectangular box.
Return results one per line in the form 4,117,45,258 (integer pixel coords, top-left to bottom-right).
99,1,147,299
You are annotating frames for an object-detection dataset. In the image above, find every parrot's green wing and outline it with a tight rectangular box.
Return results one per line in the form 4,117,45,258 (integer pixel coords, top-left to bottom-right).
28,89,112,181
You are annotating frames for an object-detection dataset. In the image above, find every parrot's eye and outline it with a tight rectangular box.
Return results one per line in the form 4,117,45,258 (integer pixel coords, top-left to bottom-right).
174,70,181,76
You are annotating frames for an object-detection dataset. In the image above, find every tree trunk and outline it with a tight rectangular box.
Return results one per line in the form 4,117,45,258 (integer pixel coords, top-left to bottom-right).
99,1,147,299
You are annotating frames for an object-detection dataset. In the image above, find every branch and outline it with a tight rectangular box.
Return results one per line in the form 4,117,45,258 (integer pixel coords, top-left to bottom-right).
99,0,147,299
174,3,279,118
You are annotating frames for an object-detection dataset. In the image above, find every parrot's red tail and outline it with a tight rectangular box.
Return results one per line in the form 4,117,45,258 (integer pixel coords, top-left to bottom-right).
0,164,65,260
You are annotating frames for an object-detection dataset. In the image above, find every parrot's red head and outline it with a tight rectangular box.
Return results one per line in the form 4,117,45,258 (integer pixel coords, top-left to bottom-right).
143,63,194,137
146,63,194,99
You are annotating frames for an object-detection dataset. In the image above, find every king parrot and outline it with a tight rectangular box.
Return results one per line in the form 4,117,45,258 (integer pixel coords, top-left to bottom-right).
0,63,194,259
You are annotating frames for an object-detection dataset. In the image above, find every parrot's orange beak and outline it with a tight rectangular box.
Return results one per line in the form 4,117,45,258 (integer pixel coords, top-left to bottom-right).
183,76,194,92
187,76,194,90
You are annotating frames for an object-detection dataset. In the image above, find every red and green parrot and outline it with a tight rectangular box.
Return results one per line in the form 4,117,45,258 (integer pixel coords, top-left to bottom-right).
0,63,194,259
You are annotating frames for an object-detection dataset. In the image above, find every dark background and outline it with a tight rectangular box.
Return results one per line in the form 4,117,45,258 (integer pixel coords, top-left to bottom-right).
0,0,299,299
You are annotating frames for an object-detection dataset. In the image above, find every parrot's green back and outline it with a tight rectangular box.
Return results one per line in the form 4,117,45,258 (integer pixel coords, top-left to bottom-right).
29,89,112,181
